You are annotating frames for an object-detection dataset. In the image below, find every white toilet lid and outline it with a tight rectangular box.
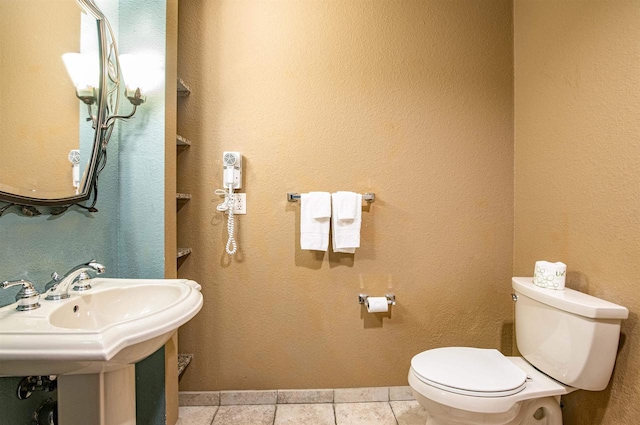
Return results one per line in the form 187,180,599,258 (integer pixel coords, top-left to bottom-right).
411,347,528,397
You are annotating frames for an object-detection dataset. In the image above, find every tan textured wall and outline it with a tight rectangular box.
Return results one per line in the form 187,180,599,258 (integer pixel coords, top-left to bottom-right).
514,1,640,424
176,0,514,391
0,0,80,197
165,0,178,280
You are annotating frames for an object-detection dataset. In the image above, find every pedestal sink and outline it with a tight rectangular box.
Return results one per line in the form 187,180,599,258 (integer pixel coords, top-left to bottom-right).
0,278,203,425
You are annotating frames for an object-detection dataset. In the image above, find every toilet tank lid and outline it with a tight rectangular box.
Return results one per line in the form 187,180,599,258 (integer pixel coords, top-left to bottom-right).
512,277,629,320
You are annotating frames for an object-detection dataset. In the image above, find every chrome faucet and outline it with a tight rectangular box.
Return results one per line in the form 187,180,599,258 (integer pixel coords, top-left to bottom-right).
0,279,41,311
44,260,105,301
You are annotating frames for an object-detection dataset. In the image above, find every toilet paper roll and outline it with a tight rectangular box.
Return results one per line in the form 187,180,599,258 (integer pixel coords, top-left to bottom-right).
533,261,567,290
366,297,389,313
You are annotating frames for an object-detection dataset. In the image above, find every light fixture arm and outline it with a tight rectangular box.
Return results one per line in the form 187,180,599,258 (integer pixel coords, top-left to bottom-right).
84,103,97,128
101,104,138,129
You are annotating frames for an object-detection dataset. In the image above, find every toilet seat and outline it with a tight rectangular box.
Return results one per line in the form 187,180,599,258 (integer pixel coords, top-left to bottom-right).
408,356,572,414
411,347,528,397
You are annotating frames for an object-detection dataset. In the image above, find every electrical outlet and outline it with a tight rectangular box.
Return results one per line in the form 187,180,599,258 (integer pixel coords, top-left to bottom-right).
233,193,246,214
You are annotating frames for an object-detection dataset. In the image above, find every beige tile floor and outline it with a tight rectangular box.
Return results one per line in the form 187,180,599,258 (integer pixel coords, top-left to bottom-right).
177,401,428,425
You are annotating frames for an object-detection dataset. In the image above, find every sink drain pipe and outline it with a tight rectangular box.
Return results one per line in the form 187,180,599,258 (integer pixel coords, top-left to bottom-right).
32,398,57,425
17,375,57,400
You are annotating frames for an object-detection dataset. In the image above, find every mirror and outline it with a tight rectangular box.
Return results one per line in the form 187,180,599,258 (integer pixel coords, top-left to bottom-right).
0,0,127,215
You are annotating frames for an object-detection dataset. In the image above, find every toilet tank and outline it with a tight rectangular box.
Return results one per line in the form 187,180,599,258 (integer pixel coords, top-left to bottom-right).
512,277,628,391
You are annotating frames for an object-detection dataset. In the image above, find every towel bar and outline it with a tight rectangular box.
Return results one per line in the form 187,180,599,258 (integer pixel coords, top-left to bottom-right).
287,192,375,203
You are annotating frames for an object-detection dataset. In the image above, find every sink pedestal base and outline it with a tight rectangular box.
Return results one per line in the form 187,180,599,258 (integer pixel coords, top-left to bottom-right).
58,365,136,425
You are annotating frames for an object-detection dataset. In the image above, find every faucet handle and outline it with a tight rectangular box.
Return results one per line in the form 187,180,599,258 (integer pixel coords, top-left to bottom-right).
1,279,41,311
1,279,36,289
44,272,61,292
71,262,105,291
72,272,93,292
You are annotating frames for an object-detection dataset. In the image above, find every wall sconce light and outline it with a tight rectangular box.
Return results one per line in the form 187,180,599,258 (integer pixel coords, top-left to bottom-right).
119,54,146,106
119,53,163,107
63,51,148,119
62,53,99,125
99,52,163,128
63,50,162,130
62,53,99,103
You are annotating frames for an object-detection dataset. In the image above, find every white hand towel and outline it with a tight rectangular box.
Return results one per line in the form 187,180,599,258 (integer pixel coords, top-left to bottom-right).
300,192,331,251
334,191,358,220
308,191,332,219
331,192,362,254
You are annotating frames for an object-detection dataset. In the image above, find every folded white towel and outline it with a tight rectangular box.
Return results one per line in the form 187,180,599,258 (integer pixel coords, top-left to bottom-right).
308,191,332,219
334,191,358,220
331,192,362,254
300,192,331,251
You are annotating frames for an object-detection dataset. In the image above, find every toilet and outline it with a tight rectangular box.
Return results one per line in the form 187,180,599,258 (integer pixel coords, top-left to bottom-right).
408,277,629,425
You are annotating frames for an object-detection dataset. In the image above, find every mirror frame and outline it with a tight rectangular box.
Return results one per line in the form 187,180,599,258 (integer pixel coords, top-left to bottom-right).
0,0,118,214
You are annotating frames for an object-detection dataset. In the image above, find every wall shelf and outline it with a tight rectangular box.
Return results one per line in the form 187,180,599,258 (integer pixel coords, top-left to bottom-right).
177,78,191,96
177,193,191,212
177,247,192,259
178,354,193,377
176,134,191,147
176,78,192,264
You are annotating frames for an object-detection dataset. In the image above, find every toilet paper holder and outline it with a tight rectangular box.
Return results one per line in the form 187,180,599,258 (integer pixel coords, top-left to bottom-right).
358,293,396,306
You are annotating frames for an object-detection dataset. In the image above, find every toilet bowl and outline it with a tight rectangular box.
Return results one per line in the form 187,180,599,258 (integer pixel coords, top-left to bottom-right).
408,277,628,425
408,349,570,425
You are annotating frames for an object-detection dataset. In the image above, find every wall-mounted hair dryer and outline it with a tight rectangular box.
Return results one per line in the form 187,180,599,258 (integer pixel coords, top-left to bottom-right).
217,152,243,256
68,149,81,193
223,151,242,189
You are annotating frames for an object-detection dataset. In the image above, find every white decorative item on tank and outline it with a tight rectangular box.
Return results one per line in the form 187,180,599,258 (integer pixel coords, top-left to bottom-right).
533,261,567,290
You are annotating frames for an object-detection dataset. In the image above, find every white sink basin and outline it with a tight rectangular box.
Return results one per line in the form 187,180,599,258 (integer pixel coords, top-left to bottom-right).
0,278,203,377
